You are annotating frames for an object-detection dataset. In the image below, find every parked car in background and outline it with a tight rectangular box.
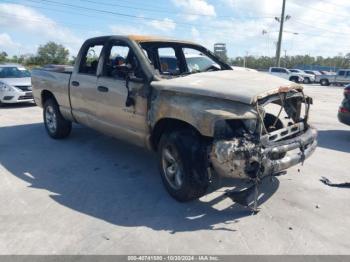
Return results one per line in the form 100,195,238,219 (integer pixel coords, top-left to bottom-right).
289,69,315,84
0,64,33,105
304,70,322,76
268,67,304,83
316,69,350,86
338,84,350,126
320,71,336,75
31,35,317,204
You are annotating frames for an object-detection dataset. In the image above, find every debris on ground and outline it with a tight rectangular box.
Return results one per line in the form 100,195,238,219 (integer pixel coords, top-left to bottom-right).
320,177,350,188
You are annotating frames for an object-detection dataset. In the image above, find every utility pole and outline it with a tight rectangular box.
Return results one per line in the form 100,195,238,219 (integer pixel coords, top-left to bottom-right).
284,49,287,67
243,51,248,68
275,0,287,67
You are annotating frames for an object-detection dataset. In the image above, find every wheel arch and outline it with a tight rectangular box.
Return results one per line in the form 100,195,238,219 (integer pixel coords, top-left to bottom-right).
41,90,57,107
150,118,203,151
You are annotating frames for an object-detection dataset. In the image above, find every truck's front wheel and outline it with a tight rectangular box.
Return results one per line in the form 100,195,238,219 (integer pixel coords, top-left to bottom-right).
158,129,210,202
43,99,72,139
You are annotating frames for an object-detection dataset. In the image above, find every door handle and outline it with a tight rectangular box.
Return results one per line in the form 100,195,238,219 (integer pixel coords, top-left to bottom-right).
71,81,80,87
97,86,109,92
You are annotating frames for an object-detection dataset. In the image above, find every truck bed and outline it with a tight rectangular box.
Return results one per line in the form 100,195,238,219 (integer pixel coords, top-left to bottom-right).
31,65,73,113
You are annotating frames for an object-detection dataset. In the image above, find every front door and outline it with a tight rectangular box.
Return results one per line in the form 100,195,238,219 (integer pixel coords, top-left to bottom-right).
93,41,149,146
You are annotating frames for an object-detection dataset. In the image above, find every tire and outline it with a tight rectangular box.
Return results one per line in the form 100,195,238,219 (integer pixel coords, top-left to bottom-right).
320,79,330,86
43,98,72,139
303,77,311,84
157,129,210,202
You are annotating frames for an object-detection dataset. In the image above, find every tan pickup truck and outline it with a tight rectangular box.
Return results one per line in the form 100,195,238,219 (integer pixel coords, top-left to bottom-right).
32,35,317,206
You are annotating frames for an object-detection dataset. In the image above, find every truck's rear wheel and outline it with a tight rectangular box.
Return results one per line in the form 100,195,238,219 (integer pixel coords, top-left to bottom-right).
43,99,72,139
158,129,209,202
320,79,330,86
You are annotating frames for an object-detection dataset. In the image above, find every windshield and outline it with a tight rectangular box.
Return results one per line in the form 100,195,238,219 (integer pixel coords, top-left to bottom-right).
185,56,218,73
139,41,231,78
0,67,31,78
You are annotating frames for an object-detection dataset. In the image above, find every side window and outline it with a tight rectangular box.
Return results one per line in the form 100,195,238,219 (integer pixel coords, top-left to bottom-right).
346,71,350,77
338,71,345,76
183,48,218,72
158,47,179,75
271,68,278,73
104,44,131,79
281,69,288,74
79,44,103,75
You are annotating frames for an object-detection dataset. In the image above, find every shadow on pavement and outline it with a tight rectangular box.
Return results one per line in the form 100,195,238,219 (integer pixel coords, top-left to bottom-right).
317,129,350,154
0,123,280,233
0,102,36,109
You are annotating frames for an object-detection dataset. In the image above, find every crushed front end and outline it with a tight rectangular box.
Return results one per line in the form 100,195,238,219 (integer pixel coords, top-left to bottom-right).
210,86,317,181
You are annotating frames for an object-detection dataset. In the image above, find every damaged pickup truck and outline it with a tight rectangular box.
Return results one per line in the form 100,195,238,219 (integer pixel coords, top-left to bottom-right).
32,35,317,209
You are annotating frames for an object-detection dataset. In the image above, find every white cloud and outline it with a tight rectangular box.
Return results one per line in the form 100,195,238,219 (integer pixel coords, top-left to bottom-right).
172,0,216,21
199,0,350,57
0,3,82,55
110,18,176,37
0,33,21,49
147,18,176,32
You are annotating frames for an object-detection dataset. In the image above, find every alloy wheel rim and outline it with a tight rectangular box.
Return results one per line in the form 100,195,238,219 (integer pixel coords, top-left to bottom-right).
162,145,183,190
45,105,57,133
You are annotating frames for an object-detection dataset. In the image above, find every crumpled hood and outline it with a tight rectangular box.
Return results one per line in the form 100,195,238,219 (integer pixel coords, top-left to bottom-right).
0,77,31,87
151,70,302,105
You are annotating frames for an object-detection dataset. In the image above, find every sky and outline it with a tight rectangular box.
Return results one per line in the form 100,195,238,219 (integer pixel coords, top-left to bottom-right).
0,0,350,58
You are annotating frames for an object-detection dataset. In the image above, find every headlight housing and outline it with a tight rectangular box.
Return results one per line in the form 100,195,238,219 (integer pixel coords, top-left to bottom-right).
0,82,14,92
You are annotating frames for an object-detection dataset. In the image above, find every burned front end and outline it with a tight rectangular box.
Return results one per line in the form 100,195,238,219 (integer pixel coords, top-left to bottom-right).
210,87,317,180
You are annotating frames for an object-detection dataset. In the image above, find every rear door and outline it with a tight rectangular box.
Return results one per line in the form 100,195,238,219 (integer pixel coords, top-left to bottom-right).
70,41,104,125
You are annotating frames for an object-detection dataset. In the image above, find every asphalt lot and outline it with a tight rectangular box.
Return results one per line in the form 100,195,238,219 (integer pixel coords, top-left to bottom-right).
0,84,349,255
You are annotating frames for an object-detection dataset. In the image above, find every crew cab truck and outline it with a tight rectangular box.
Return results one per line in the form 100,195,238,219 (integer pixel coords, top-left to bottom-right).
316,69,350,86
32,35,317,204
268,67,304,83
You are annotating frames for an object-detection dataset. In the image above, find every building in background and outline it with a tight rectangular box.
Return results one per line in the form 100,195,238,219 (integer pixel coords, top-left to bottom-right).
214,43,227,62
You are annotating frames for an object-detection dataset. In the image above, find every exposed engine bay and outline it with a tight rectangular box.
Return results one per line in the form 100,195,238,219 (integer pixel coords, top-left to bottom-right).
210,88,318,212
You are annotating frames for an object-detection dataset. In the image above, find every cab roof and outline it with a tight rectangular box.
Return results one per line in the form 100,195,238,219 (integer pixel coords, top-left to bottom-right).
127,35,196,44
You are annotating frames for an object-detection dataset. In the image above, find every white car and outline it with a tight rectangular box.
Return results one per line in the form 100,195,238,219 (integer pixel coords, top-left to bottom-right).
289,69,315,84
0,64,34,105
268,67,304,83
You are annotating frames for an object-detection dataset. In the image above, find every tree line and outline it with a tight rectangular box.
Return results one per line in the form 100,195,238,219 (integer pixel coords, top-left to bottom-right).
229,53,350,71
0,42,72,67
1,41,350,70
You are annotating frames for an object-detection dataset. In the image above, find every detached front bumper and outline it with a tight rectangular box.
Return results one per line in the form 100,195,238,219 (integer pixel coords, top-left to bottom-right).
211,124,318,179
